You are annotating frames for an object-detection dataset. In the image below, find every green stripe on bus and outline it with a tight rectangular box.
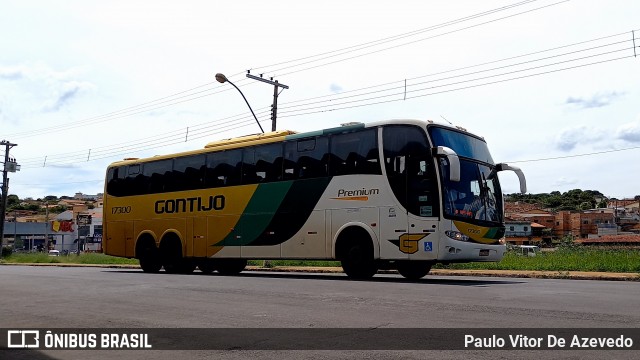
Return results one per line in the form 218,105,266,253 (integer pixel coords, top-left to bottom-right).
484,227,501,239
218,181,293,246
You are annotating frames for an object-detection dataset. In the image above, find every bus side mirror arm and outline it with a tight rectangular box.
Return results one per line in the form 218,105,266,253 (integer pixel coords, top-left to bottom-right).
489,163,527,194
433,146,460,182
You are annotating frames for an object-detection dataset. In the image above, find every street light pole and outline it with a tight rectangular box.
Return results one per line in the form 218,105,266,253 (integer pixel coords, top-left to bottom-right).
246,73,289,132
215,73,264,133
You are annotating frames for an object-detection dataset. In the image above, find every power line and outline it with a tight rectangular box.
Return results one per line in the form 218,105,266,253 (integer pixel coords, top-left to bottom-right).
274,0,571,78
506,146,640,163
277,29,636,109
5,0,561,140
16,29,639,169
277,46,636,117
249,0,542,72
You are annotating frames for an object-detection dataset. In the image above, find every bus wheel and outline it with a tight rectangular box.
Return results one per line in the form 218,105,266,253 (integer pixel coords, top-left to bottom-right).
396,261,432,280
139,251,162,273
341,242,378,280
214,259,247,275
198,260,215,275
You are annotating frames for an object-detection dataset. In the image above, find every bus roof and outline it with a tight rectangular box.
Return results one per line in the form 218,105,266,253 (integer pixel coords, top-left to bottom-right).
204,130,297,149
107,119,478,167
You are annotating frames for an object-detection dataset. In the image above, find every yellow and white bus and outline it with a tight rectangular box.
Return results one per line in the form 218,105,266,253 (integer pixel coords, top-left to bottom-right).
103,119,526,279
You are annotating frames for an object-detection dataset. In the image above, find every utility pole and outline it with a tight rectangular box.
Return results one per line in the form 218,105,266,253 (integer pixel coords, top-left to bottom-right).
0,140,19,256
246,72,289,132
45,201,50,251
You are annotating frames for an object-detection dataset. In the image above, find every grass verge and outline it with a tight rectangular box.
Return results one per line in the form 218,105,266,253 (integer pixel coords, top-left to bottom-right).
0,253,139,265
2,248,639,273
434,248,640,273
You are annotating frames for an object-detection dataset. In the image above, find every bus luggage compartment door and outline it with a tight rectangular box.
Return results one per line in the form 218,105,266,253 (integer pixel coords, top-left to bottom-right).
107,221,134,258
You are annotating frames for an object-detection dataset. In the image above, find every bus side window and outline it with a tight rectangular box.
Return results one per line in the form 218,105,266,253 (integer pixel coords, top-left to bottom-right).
330,128,380,176
107,166,127,197
173,154,206,191
206,149,242,187
242,148,257,184
284,137,329,179
254,143,283,183
283,141,297,180
143,159,173,194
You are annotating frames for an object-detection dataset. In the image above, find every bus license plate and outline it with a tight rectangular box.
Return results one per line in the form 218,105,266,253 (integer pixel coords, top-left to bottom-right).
479,249,490,256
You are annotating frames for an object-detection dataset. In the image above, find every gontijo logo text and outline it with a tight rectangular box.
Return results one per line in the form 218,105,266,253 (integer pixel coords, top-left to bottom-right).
7,330,152,349
155,195,225,214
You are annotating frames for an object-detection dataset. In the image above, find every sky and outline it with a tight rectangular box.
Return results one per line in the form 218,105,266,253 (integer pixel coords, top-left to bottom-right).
1,0,639,200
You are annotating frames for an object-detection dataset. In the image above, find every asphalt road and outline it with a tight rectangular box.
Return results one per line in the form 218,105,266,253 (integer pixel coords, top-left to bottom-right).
1,265,638,360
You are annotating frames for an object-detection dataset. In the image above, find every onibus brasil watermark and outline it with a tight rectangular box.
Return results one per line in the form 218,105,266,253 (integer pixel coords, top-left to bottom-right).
7,330,151,349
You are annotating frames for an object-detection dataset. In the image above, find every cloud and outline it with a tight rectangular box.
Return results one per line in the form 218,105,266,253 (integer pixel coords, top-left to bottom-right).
47,163,80,169
42,81,94,112
329,83,343,93
1,63,94,119
615,119,640,143
553,177,578,187
553,125,605,151
565,91,625,109
0,66,26,80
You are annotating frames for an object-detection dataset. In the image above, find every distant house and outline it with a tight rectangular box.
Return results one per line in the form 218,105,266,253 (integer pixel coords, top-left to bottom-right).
504,202,621,244
74,192,101,201
504,203,554,245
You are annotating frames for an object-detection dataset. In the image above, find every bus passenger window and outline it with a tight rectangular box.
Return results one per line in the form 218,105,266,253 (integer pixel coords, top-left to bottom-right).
125,164,145,196
254,143,283,183
106,166,127,196
143,159,173,194
173,154,206,191
206,150,242,187
284,137,328,179
241,148,257,184
329,128,380,176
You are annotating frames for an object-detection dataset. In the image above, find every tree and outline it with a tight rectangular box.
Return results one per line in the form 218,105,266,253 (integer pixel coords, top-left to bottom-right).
49,205,69,214
7,194,20,207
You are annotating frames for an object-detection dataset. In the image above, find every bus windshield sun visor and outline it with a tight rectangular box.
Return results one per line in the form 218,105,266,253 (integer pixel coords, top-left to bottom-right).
432,146,460,182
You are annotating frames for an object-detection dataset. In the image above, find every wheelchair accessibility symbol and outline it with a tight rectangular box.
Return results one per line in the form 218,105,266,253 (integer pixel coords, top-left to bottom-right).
424,242,433,252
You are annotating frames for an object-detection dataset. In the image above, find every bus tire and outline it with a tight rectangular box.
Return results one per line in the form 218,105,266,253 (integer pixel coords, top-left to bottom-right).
396,260,432,280
198,260,215,274
139,250,162,273
137,238,162,273
159,235,194,274
214,259,247,275
340,241,378,280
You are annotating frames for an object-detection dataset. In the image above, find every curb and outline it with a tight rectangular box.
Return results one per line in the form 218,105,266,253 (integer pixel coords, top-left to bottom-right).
2,262,639,281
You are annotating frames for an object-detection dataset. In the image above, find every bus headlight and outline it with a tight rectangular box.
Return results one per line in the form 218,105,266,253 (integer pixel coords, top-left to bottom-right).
445,230,470,242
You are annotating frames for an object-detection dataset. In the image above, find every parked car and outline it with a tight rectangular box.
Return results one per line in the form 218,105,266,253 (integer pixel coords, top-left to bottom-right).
48,250,60,256
515,245,540,257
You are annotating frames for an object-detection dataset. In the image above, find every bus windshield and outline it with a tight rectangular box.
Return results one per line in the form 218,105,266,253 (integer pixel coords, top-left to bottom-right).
439,159,503,223
428,126,503,224
428,126,494,164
